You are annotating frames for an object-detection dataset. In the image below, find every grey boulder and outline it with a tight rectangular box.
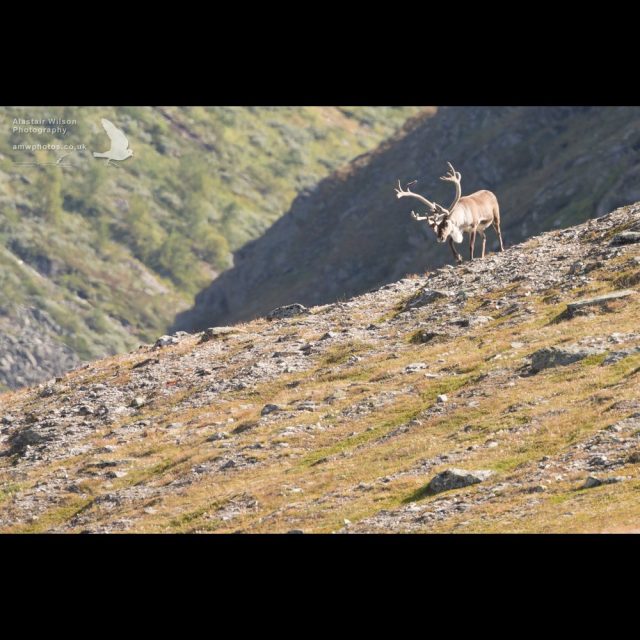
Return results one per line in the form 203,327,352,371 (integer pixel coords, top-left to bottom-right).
429,468,494,494
530,345,604,373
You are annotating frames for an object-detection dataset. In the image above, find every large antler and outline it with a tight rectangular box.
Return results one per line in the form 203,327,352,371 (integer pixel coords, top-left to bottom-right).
395,180,437,210
440,162,462,213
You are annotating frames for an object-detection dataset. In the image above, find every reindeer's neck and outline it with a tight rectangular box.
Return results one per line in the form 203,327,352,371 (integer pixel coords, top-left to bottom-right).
447,201,474,231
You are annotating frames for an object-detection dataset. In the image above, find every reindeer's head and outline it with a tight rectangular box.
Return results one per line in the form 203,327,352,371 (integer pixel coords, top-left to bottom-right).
430,207,463,244
395,162,463,242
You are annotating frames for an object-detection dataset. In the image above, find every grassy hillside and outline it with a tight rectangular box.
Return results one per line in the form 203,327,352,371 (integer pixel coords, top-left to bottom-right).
0,106,427,389
1,203,639,533
175,106,640,331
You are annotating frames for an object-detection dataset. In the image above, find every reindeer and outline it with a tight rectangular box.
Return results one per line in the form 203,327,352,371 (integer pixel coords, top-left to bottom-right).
395,162,504,264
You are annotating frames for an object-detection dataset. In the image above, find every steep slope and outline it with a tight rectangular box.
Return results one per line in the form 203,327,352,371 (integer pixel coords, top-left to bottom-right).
175,106,640,331
1,203,639,533
0,106,426,390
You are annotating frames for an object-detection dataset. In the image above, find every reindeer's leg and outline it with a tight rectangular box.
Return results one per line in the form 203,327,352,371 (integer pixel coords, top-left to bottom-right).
494,221,504,252
480,231,487,258
448,237,463,264
469,227,477,260
492,203,505,252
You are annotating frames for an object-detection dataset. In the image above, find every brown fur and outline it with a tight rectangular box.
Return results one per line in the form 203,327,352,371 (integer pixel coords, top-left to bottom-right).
396,164,504,265
432,190,504,263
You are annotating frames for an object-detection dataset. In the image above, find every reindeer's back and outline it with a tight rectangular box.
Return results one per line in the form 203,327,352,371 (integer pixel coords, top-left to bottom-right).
459,189,498,223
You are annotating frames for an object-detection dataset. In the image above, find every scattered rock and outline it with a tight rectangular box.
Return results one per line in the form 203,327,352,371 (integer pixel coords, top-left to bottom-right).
602,346,640,365
154,335,178,348
582,475,627,489
130,396,146,409
530,345,604,373
106,470,127,479
468,315,493,327
76,405,94,416
405,362,427,373
437,394,448,404
325,389,347,403
6,422,59,455
296,401,318,412
95,446,116,454
266,304,309,321
611,231,640,245
527,484,547,493
199,326,239,342
412,330,445,344
428,469,494,494
567,290,635,316
207,432,229,442
261,404,281,416
272,351,298,358
405,288,455,310
132,357,160,370
588,455,608,467
232,422,258,435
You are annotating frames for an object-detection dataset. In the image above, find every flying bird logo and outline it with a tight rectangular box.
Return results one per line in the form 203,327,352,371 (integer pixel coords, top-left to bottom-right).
92,118,133,165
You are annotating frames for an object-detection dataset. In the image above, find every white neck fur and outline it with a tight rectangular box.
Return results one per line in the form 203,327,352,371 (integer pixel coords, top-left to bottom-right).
450,225,464,243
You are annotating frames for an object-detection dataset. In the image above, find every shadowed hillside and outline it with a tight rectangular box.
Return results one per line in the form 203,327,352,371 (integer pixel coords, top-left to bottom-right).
174,106,640,331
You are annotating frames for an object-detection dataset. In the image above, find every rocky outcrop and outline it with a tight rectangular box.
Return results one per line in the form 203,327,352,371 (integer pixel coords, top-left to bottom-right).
266,304,309,321
530,345,605,373
566,290,635,316
0,306,80,391
428,469,494,494
611,231,640,245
